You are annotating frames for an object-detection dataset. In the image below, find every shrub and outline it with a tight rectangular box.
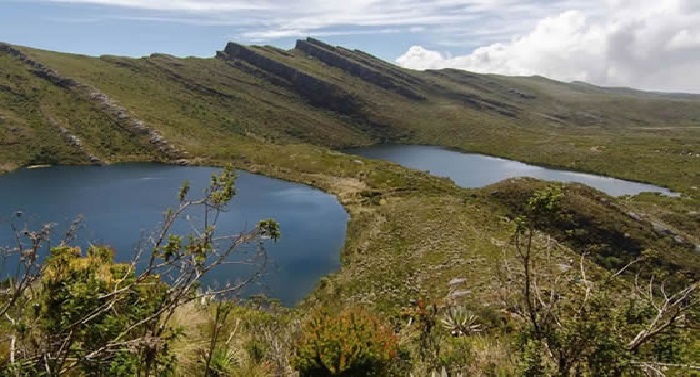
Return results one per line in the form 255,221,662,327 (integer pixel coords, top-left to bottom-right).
293,307,398,376
38,246,170,375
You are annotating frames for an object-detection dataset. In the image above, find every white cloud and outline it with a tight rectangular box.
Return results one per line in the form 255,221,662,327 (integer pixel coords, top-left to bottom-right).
243,28,404,41
40,0,593,43
669,29,700,49
397,0,700,93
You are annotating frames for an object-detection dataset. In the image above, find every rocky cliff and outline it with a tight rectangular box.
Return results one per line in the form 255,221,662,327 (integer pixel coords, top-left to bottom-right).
217,42,362,115
295,38,426,100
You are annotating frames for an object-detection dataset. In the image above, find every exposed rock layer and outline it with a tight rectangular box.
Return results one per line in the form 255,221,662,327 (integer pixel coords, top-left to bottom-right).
0,43,186,160
217,42,361,115
296,38,426,100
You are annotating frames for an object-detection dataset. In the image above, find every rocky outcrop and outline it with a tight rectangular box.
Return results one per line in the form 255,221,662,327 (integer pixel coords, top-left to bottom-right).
46,116,103,164
509,88,536,99
428,69,535,105
446,92,519,117
217,43,361,115
224,59,290,88
421,70,521,117
0,43,186,160
335,44,426,88
144,58,235,99
296,38,426,100
0,44,87,90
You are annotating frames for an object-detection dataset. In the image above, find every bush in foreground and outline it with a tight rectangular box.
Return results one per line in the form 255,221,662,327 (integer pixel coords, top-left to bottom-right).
293,307,398,376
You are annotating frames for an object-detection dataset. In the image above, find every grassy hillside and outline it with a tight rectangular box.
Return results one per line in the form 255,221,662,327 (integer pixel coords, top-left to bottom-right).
1,35,699,298
1,38,699,375
1,38,699,191
1,35,698,298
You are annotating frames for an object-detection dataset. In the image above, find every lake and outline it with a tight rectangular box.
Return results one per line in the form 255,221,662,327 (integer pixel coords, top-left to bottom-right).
0,164,348,306
348,145,677,197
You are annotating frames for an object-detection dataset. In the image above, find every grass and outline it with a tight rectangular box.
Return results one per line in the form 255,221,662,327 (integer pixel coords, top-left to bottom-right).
1,40,699,374
2,39,699,309
4,41,698,192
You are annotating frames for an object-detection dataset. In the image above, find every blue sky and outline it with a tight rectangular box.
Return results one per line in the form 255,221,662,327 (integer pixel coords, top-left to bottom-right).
0,0,497,59
1,0,699,92
0,0,591,59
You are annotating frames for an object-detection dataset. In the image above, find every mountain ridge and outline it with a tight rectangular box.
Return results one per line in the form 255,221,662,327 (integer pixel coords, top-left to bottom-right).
1,38,699,193
5,37,700,97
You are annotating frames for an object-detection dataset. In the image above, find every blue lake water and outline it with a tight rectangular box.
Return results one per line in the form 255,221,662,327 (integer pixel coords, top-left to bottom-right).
0,164,348,306
348,145,677,197
0,147,676,304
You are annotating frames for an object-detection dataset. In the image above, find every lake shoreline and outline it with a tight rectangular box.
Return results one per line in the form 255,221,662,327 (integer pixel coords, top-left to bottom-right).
0,143,690,308
345,144,680,197
344,142,682,195
2,139,686,197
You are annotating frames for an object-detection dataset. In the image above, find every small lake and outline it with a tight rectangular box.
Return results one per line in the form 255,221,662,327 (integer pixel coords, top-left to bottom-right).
0,164,348,306
348,145,677,197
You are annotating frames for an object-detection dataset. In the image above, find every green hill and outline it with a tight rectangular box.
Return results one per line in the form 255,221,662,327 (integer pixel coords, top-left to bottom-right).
1,38,699,192
1,38,699,375
1,36,698,282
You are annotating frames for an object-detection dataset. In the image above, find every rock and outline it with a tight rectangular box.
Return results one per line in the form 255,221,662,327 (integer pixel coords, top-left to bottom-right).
448,290,471,299
651,222,672,235
1,42,184,160
131,120,147,132
442,90,519,117
353,159,364,164
149,133,164,144
51,117,104,164
673,235,684,244
218,42,361,115
449,278,468,286
627,212,642,221
296,38,426,100
508,88,536,99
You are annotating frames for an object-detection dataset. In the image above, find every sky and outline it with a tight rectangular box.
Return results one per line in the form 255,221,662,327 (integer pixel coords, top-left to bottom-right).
1,0,699,93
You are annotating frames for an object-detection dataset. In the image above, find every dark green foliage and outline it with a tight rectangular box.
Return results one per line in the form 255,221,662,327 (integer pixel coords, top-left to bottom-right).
489,179,700,277
507,186,700,376
7,245,172,376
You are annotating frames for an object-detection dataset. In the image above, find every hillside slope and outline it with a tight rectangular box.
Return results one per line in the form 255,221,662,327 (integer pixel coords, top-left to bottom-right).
2,39,700,373
1,37,698,297
1,38,699,192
